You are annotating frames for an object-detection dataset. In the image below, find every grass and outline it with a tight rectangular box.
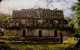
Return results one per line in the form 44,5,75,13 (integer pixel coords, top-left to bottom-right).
0,36,79,50
8,44,76,50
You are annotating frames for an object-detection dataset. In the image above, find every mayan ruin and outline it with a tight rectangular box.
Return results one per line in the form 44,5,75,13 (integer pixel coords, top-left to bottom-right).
0,0,80,50
3,8,72,37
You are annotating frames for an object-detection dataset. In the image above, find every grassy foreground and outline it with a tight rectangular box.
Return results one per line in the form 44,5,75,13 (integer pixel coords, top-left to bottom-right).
0,36,79,50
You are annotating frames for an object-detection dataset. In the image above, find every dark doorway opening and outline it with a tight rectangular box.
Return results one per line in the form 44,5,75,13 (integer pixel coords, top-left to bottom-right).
23,30,26,37
54,30,57,37
39,30,42,37
0,31,4,36
60,33,63,43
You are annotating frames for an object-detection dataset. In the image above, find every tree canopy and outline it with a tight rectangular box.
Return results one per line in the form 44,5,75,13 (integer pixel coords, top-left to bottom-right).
0,13,11,27
71,0,80,37
71,1,80,29
0,14,11,21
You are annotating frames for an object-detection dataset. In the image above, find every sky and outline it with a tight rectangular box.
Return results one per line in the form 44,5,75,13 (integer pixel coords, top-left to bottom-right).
0,0,78,17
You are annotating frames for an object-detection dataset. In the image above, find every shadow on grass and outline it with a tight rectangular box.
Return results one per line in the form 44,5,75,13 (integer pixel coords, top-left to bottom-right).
0,43,11,50
0,43,79,50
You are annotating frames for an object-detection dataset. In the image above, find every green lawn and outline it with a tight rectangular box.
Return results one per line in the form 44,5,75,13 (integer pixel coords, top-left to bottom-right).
0,36,79,50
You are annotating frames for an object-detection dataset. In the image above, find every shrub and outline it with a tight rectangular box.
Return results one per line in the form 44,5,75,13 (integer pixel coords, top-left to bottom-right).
0,43,11,50
73,28,80,37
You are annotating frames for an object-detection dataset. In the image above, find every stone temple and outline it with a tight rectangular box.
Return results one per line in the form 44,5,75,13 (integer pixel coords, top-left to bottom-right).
4,8,73,37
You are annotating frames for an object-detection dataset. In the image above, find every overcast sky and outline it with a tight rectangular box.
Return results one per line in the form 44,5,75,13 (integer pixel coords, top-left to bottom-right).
0,0,78,17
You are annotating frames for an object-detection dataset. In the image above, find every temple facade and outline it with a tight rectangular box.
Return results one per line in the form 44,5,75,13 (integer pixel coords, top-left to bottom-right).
4,8,72,37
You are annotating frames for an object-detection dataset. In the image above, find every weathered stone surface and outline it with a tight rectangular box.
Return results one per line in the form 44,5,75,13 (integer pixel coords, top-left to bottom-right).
3,8,73,37
4,29,72,37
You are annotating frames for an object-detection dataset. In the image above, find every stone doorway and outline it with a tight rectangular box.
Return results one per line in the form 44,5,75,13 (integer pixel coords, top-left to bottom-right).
54,30,57,37
60,33,63,43
22,30,26,37
39,30,42,37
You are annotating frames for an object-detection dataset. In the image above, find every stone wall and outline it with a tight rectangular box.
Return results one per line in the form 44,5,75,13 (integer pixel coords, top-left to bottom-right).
26,29,39,36
4,29,72,37
24,29,56,37
42,30,54,37
27,29,55,37
12,8,64,19
4,29,21,36
57,30,72,37
61,31,72,37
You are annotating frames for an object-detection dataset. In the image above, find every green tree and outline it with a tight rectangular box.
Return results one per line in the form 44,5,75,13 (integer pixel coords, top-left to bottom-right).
71,0,80,37
64,17,73,28
0,13,11,27
64,17,71,22
71,1,80,29
0,14,11,21
73,28,80,37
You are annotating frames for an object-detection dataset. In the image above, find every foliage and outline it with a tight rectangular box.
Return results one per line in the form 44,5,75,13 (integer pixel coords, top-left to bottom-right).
64,17,71,22
73,28,80,37
0,43,11,50
0,14,11,21
71,1,80,29
41,17,53,20
64,17,73,28
0,13,11,27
